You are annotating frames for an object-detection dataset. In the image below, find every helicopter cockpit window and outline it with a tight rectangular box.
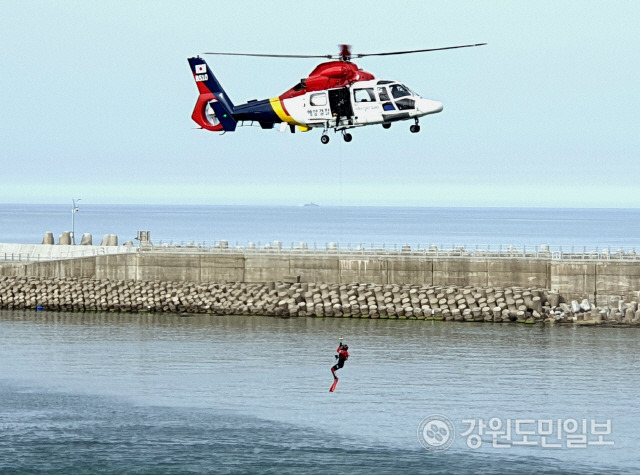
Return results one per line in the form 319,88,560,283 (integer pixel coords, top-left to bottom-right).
354,88,376,102
395,98,416,110
310,93,327,106
390,84,412,99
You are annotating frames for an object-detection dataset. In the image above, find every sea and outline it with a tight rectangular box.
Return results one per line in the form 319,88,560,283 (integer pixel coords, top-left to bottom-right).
1,204,640,474
3,204,640,250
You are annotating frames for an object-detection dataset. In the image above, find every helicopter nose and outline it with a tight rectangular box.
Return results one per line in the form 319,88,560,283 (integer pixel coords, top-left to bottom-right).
417,98,443,115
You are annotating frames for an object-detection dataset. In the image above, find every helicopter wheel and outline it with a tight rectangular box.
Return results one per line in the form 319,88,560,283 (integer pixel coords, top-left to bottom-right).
321,134,330,144
410,124,421,133
343,132,352,142
382,123,391,129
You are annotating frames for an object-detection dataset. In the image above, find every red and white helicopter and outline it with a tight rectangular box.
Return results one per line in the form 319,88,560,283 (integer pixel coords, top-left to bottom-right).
188,44,485,144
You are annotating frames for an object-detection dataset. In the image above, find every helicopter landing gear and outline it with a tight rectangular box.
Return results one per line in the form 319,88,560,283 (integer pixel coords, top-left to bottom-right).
410,119,420,133
342,132,352,142
321,134,330,144
382,123,391,129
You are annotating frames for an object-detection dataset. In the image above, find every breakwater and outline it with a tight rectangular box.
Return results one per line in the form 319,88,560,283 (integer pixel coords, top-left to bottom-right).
4,248,640,303
2,275,639,325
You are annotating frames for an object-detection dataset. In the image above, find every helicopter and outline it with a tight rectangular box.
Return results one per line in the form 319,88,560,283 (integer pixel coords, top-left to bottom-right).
187,43,485,144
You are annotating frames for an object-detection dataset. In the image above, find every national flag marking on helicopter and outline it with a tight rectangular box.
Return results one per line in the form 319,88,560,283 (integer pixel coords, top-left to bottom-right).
194,63,208,82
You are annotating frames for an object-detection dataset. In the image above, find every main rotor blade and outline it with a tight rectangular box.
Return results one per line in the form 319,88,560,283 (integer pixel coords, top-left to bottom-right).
354,43,487,58
202,52,333,59
202,43,486,60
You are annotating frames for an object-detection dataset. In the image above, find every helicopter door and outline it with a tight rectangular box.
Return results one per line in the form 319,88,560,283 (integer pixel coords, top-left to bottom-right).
328,88,353,125
352,87,382,123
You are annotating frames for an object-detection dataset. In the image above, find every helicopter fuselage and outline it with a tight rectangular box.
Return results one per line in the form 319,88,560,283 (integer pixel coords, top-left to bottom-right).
270,78,443,131
188,56,443,142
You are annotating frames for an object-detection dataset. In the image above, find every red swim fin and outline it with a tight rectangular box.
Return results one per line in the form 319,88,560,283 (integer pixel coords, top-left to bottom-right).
329,378,339,392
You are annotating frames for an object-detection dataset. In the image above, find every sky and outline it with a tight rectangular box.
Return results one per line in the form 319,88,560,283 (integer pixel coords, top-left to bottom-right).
1,1,639,207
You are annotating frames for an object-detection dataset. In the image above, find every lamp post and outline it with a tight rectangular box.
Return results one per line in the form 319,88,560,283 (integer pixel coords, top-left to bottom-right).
71,198,81,245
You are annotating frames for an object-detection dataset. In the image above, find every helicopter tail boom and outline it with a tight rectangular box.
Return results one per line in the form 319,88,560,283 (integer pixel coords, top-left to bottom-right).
188,57,237,132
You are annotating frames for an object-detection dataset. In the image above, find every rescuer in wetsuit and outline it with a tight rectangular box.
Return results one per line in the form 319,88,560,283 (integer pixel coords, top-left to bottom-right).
331,342,349,379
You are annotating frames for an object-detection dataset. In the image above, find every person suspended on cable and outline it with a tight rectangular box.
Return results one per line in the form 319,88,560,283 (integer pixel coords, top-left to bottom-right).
331,341,349,379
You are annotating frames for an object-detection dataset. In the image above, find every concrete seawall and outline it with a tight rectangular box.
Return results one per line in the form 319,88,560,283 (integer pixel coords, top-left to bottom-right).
3,250,640,304
2,276,634,325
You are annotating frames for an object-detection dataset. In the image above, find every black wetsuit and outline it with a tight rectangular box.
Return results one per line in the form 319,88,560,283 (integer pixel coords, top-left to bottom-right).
331,343,349,378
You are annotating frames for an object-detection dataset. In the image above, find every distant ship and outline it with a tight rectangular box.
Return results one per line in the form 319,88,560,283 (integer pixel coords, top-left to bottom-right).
303,202,319,207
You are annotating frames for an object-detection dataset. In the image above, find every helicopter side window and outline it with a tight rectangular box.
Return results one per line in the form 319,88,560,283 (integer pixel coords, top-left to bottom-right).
310,93,327,106
377,86,395,110
354,88,376,102
390,84,412,99
377,86,390,101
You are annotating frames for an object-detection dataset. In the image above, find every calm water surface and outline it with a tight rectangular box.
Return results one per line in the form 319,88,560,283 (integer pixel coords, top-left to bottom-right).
3,204,640,248
0,310,637,473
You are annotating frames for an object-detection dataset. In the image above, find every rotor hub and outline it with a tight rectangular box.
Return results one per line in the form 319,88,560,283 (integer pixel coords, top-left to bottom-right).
338,44,352,62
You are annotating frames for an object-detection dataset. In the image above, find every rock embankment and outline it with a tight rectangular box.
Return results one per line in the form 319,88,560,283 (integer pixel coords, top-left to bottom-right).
0,276,636,325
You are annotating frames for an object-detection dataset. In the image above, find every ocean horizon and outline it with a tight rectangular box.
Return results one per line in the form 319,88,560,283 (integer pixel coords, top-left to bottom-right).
2,204,640,250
